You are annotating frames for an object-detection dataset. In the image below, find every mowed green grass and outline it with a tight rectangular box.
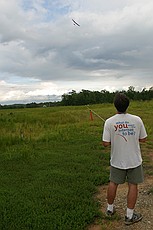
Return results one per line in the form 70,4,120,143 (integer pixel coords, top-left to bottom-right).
0,101,152,230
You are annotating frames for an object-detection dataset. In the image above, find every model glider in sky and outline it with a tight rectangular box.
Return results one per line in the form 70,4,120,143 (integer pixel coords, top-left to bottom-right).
72,19,80,26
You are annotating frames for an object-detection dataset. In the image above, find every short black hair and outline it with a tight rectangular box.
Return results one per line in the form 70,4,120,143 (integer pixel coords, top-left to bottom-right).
114,93,129,113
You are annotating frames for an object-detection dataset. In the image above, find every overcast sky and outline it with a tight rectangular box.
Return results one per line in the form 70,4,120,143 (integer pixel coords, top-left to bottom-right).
0,0,153,105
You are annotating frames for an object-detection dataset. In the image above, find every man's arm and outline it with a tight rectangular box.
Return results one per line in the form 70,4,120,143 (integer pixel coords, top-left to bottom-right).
103,141,111,147
139,137,147,143
102,120,111,147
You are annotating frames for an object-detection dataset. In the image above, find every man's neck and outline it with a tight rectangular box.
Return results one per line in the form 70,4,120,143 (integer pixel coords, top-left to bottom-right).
117,111,127,114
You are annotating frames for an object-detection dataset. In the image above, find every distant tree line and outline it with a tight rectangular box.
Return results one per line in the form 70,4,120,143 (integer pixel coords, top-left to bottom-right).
61,86,153,106
0,86,153,109
0,101,61,110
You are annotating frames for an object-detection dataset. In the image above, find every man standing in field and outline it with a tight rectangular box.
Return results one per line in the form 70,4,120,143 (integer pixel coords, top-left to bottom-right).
102,93,147,225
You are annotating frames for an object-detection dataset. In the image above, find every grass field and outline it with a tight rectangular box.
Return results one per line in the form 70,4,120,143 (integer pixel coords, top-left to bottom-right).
0,101,153,230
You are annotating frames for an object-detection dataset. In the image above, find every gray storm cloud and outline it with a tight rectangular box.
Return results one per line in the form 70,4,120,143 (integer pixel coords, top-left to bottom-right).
0,0,153,104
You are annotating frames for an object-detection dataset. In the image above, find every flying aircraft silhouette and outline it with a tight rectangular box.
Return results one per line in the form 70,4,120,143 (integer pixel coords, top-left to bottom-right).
72,19,80,26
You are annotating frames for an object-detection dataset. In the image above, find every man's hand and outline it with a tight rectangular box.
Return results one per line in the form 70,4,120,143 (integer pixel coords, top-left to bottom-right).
103,141,111,147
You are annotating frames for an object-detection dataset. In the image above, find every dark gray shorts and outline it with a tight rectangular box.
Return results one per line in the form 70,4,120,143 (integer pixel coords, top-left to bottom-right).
110,165,144,184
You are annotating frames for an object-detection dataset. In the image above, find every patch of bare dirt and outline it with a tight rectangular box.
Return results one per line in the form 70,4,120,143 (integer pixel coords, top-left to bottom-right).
88,175,153,230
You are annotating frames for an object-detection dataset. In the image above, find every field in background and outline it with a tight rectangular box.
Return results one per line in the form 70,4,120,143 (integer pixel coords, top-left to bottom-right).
0,101,152,230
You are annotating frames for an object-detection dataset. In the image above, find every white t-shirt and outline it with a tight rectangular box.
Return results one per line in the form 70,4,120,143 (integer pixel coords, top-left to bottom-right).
102,113,147,169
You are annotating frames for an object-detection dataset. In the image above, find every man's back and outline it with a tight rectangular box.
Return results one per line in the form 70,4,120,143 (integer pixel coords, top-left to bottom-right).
103,113,147,169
